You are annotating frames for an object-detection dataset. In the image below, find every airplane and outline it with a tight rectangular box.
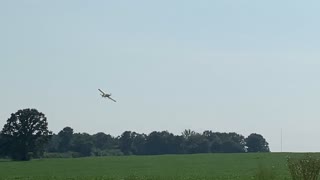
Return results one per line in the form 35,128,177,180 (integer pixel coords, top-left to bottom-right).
98,89,116,102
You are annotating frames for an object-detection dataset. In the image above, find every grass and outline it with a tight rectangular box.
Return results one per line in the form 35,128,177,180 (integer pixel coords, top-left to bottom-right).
0,153,313,180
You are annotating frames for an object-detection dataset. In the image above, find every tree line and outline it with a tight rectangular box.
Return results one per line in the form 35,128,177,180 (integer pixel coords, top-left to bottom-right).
45,128,270,157
0,109,270,161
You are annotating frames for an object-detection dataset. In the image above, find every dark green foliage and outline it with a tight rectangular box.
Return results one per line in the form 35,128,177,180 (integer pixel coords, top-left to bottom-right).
93,132,115,150
71,133,94,156
0,133,7,158
46,134,60,152
217,133,244,153
203,131,222,152
221,140,244,153
40,128,268,156
58,127,74,152
0,109,269,159
1,108,52,161
246,133,270,152
182,132,210,154
145,131,180,155
119,131,136,155
92,149,123,156
131,133,146,155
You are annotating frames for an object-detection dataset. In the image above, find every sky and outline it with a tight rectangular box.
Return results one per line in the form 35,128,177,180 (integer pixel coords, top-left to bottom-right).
1,0,320,152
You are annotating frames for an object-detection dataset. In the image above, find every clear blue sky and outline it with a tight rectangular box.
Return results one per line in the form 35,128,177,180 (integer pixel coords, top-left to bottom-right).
1,0,320,152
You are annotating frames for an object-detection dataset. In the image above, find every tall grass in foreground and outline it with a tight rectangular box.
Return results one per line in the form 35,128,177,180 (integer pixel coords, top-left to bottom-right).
287,154,320,180
253,165,277,180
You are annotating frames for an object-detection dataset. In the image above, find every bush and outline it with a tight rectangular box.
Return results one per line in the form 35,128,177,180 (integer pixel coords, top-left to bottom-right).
92,149,124,156
43,152,81,158
287,154,320,180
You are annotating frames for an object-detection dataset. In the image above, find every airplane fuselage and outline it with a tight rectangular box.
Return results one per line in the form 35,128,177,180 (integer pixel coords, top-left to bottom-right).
101,94,111,98
98,89,116,102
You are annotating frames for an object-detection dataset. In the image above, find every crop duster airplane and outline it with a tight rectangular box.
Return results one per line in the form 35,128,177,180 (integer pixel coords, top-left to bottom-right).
98,89,116,102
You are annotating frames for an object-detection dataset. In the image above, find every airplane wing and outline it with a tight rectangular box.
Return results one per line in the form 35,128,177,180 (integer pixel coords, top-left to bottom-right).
108,97,117,102
98,89,105,94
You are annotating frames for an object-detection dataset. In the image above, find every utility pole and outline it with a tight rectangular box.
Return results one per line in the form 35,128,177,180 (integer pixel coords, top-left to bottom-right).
281,128,283,152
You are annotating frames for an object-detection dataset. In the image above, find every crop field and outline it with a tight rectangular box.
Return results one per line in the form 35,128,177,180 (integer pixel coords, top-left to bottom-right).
0,153,313,180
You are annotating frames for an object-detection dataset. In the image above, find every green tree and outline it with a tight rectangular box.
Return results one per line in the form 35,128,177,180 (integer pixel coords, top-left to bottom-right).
1,109,52,160
0,133,6,157
245,133,270,152
131,133,146,155
119,131,135,155
221,140,245,153
92,132,114,150
203,131,222,153
182,129,196,139
71,133,93,156
145,131,176,155
46,134,60,152
182,132,210,154
58,126,74,152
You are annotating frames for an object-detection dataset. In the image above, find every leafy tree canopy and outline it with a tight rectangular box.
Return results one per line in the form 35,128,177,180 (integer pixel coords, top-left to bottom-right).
245,133,270,152
1,108,52,160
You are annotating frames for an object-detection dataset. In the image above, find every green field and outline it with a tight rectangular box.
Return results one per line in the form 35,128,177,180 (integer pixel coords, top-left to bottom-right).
0,153,313,180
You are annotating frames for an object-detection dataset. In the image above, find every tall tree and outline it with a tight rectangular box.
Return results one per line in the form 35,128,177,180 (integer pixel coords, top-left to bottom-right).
1,109,52,160
58,127,74,152
183,132,210,154
131,133,146,155
182,129,196,139
0,133,6,157
145,131,178,155
71,133,93,156
119,131,135,155
92,132,114,150
245,133,270,152
45,134,60,152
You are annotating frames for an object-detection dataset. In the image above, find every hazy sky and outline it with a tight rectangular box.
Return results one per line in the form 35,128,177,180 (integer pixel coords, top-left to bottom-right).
1,1,320,152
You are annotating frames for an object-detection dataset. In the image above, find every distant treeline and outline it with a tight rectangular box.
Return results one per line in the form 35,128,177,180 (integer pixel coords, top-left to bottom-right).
44,127,270,157
0,109,270,160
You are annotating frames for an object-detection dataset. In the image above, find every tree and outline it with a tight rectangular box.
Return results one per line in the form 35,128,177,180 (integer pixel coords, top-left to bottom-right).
0,133,6,157
71,133,93,156
57,126,74,152
245,133,270,152
221,140,245,153
228,132,246,152
45,134,60,152
182,129,197,139
119,131,135,155
182,132,210,154
92,132,114,150
131,133,146,155
203,131,222,152
1,109,52,160
145,131,176,155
